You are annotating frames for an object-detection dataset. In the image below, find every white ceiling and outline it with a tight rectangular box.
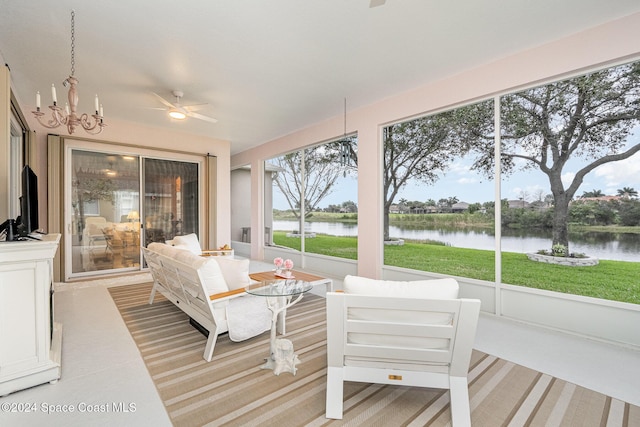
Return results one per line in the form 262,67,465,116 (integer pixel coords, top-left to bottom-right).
2,1,640,155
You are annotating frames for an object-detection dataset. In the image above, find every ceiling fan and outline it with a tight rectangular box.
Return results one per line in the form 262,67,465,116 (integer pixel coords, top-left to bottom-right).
369,0,386,7
151,90,218,123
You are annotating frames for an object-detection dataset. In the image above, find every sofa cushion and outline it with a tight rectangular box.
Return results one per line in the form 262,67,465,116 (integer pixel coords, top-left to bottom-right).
214,257,251,291
148,242,172,256
342,275,460,351
172,233,202,255
226,295,271,342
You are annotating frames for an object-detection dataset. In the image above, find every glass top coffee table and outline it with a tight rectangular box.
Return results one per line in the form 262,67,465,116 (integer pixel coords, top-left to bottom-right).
245,279,313,375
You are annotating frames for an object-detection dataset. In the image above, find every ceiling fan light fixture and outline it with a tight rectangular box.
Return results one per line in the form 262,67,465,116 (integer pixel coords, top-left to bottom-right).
152,90,217,123
169,109,186,120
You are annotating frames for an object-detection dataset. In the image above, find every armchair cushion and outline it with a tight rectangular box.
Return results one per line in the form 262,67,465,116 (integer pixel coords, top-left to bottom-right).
343,275,459,299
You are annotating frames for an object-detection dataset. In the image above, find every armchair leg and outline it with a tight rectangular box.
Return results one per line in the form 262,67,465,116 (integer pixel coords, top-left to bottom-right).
449,376,471,427
325,367,345,419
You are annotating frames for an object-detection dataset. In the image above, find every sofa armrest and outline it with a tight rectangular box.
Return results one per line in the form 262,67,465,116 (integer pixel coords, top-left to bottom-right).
209,288,246,301
201,249,234,257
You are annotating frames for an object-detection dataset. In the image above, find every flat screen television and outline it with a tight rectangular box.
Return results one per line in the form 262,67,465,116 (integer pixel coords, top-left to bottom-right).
0,165,39,241
17,165,39,236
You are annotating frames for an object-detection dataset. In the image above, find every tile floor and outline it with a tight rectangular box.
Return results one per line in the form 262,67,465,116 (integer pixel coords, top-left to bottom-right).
1,263,639,426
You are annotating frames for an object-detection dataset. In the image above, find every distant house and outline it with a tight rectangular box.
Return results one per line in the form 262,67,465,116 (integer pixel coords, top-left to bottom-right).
529,200,552,211
507,199,531,209
451,202,470,213
574,196,622,203
410,206,439,214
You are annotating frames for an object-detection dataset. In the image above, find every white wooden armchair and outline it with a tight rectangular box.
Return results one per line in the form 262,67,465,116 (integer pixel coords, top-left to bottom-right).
325,275,480,426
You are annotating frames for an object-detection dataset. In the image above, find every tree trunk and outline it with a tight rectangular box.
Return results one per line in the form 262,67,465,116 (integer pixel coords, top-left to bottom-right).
551,192,571,252
383,202,390,241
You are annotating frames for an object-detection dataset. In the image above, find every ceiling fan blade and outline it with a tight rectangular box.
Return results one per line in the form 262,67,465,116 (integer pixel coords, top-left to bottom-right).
188,112,218,124
151,92,176,109
182,103,208,112
370,0,386,7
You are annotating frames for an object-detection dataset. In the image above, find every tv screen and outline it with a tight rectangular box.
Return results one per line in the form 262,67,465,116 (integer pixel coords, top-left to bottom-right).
17,165,39,236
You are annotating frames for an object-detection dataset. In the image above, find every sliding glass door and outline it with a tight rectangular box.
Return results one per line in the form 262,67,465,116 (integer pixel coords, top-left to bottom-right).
143,158,199,245
67,148,201,278
70,150,141,275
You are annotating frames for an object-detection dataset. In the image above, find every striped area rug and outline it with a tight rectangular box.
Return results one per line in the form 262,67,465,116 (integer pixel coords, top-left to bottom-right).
109,283,640,426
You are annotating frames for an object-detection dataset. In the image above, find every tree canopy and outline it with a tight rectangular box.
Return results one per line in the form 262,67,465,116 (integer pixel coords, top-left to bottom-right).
470,62,640,250
272,137,356,222
382,101,493,240
617,187,638,198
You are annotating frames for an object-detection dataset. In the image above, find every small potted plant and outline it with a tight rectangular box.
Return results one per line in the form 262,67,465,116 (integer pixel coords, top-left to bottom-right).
273,257,284,274
283,259,294,277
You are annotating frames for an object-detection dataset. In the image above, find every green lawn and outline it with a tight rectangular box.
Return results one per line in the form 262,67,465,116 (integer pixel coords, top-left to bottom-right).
273,231,640,305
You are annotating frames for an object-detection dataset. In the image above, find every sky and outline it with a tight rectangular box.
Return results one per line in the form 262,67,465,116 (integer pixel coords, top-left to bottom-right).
273,136,640,210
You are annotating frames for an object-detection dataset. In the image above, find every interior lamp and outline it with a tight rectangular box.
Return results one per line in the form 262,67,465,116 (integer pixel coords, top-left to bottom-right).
127,211,140,221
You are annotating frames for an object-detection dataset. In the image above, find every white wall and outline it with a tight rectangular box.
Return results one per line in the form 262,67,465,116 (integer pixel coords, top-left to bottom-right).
230,168,251,242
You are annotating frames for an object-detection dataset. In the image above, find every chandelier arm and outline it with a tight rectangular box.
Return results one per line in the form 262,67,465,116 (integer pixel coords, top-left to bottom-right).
79,113,106,135
32,106,67,129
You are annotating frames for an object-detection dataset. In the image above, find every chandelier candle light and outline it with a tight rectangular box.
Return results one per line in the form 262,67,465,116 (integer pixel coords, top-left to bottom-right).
32,10,105,135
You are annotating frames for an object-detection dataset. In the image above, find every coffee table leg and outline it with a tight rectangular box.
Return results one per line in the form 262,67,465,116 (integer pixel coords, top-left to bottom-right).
261,293,304,375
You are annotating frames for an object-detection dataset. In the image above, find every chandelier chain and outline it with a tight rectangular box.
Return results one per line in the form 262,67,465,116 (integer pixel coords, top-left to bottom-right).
70,10,75,76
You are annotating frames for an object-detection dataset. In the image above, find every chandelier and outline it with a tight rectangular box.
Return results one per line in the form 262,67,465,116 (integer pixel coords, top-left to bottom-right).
32,10,105,135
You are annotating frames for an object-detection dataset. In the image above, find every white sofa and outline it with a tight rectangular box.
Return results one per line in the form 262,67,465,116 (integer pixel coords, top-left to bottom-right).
143,242,275,361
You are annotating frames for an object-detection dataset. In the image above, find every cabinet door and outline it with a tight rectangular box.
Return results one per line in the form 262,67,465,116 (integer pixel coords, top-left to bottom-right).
0,260,50,375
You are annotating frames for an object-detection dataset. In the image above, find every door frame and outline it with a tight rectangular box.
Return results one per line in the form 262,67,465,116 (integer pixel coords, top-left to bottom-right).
54,137,207,282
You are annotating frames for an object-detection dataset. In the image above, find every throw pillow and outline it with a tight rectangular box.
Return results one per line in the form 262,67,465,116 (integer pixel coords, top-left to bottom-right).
198,258,229,296
173,249,229,296
147,242,170,255
214,257,251,291
171,233,201,255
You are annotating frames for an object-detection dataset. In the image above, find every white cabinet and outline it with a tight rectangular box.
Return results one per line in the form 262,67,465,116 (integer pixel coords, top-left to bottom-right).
0,234,61,396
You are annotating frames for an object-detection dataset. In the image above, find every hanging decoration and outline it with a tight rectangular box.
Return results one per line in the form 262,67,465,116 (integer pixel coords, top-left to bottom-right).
340,98,352,174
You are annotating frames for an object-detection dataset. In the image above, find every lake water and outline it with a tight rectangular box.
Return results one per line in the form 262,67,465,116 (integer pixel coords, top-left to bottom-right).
273,220,640,262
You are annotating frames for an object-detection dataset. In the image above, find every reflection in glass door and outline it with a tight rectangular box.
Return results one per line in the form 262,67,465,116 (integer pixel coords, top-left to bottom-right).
143,158,199,245
70,151,141,274
67,149,201,278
